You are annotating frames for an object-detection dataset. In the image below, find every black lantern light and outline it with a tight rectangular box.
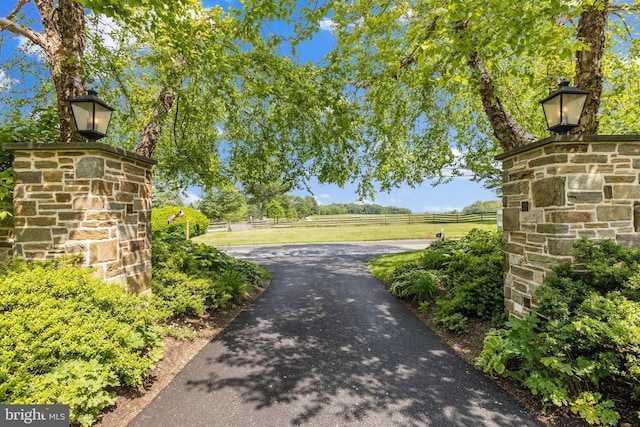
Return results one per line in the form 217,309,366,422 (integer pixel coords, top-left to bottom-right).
69,89,114,141
540,80,589,135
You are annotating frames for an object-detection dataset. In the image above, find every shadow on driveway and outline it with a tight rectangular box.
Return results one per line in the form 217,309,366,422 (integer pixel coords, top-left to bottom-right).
129,246,544,427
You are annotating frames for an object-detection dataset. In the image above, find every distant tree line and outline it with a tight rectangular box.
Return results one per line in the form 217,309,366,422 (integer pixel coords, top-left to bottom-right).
459,200,502,215
152,181,500,221
316,203,411,215
153,184,414,221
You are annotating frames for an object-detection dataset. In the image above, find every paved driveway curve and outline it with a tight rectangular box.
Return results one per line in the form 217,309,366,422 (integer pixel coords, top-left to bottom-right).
129,242,544,427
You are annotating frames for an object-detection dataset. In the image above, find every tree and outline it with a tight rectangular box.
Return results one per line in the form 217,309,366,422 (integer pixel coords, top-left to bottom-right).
265,200,285,223
0,0,85,143
244,182,287,220
242,0,638,193
151,182,184,209
6,1,636,202
319,0,639,181
1,1,360,195
461,200,502,215
0,0,205,153
292,196,313,218
303,196,319,216
197,189,246,222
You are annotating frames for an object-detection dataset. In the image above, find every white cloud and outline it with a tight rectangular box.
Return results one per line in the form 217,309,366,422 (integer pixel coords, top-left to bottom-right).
319,18,337,33
349,17,364,31
319,16,363,33
398,7,415,24
86,13,131,51
184,192,202,206
316,193,332,204
17,36,46,60
0,70,15,90
421,205,463,214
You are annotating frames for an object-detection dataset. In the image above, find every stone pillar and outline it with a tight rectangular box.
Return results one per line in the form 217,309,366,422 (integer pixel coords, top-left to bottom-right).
2,142,156,294
497,135,640,318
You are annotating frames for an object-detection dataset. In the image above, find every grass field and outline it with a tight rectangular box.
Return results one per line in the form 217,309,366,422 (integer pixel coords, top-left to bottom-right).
193,222,497,246
367,250,425,281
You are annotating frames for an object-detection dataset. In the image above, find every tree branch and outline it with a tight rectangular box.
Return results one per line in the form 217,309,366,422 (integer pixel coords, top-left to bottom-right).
134,55,189,158
467,51,536,152
348,17,439,88
6,0,29,20
0,17,48,49
399,17,438,69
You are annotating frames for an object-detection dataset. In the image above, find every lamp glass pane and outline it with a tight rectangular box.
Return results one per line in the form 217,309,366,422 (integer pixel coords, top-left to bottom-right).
561,93,588,126
542,95,561,128
94,104,113,134
71,102,93,131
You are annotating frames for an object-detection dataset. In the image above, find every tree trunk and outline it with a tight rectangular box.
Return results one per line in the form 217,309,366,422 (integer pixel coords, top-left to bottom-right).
35,0,86,143
467,52,537,152
133,87,179,158
573,1,609,135
2,1,86,143
133,56,188,158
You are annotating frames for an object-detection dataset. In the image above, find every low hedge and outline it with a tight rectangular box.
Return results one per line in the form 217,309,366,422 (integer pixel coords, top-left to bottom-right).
0,257,165,426
151,233,267,316
151,206,209,238
477,238,640,425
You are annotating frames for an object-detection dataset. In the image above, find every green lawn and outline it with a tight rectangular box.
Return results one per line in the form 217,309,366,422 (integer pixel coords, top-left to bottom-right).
193,222,496,246
367,250,425,281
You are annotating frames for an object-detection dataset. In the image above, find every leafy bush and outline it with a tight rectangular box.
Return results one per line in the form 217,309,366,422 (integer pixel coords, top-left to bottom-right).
151,233,267,316
0,258,164,426
152,269,213,316
436,246,504,322
389,269,439,302
434,312,468,334
419,239,458,270
387,229,505,324
389,261,422,282
433,229,505,322
477,238,640,425
151,206,210,238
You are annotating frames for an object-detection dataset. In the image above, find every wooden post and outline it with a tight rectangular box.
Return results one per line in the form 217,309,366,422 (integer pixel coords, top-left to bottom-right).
186,220,190,240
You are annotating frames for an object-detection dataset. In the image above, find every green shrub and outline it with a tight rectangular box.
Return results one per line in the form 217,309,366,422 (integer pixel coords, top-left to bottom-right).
419,239,458,270
26,359,118,427
572,237,640,296
389,261,422,282
389,269,439,303
151,206,209,238
434,312,468,334
387,229,505,324
0,258,164,426
151,269,213,316
435,229,505,323
151,233,267,317
477,238,640,426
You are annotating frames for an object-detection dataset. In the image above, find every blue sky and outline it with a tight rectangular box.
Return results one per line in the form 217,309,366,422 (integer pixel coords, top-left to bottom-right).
0,1,500,214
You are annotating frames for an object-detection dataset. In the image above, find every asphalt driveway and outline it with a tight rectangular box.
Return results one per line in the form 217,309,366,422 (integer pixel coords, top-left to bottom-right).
129,242,544,427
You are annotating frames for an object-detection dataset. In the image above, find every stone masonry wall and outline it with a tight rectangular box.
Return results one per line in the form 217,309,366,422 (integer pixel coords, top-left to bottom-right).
2,142,155,294
497,135,640,318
